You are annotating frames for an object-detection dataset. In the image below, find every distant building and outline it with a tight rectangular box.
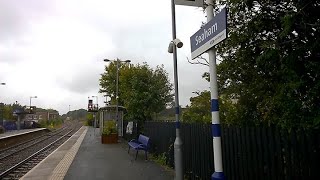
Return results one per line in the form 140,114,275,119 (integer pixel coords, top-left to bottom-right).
24,111,59,122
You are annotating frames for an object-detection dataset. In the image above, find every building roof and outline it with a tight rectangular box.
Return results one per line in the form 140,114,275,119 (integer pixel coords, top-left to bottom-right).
99,105,127,112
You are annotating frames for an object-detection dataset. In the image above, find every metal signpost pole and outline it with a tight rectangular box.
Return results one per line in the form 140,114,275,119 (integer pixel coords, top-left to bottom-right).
17,115,21,130
171,0,183,179
116,59,119,124
96,96,98,128
206,0,225,179
0,83,5,127
93,113,96,135
0,103,3,127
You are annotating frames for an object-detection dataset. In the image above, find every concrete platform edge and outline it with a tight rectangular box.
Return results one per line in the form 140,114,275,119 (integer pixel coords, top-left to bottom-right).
0,128,47,140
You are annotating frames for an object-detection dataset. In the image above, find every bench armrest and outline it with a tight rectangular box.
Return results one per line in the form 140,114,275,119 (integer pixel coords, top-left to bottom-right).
129,139,138,143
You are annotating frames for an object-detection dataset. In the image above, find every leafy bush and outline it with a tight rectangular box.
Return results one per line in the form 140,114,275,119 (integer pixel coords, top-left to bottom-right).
102,120,117,135
38,119,64,130
85,119,93,126
152,152,167,166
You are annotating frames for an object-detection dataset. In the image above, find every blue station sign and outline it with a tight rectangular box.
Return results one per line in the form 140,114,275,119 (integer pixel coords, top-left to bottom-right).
190,8,227,59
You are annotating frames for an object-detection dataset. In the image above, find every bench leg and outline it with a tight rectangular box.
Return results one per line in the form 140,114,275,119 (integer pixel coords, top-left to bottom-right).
135,150,139,160
128,146,130,154
145,150,148,160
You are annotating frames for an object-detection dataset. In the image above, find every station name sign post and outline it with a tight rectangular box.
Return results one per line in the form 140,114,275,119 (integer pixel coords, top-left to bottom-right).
189,3,227,180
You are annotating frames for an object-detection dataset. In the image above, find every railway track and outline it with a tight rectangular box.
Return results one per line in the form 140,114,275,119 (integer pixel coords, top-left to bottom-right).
0,127,67,160
0,122,82,180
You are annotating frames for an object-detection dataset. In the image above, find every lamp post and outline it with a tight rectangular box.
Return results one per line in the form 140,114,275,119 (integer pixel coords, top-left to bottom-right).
0,83,4,127
103,58,131,124
167,0,184,179
30,96,37,107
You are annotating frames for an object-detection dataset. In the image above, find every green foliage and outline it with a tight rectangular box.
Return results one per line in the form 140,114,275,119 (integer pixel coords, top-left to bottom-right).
39,118,64,130
84,113,94,126
151,152,167,166
99,61,173,124
182,91,211,123
181,90,240,125
61,109,88,121
102,120,117,135
204,0,320,129
0,103,23,120
87,113,94,121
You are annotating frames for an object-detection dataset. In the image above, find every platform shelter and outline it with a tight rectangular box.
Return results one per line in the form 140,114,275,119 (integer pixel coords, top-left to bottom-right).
99,105,127,136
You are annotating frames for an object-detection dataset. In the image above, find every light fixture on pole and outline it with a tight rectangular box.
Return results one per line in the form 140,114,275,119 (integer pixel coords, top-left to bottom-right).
103,58,131,124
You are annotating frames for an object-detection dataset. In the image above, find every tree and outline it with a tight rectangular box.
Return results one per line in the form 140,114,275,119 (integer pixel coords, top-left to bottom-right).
210,0,320,129
181,90,239,125
182,91,211,123
99,61,173,123
61,109,88,121
184,1,320,129
1,103,24,120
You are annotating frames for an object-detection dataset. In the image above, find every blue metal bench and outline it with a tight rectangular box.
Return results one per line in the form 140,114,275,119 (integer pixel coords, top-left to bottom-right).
128,134,150,160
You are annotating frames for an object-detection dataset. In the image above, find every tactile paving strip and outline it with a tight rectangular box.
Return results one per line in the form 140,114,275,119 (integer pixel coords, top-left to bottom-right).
49,127,88,180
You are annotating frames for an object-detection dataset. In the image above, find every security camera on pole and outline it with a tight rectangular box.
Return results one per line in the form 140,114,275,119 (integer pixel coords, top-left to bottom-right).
169,1,205,179
167,0,190,179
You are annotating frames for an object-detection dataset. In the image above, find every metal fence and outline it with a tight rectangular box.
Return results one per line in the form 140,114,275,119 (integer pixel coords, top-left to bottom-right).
143,121,320,180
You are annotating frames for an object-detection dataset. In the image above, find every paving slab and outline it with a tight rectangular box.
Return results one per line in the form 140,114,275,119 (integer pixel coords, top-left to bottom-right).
64,127,174,180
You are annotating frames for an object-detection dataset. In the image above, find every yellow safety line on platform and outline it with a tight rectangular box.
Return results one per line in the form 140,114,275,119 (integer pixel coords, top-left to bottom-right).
49,126,88,180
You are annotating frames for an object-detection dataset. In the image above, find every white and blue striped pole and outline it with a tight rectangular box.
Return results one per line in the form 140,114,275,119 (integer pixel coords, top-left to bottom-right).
206,0,225,179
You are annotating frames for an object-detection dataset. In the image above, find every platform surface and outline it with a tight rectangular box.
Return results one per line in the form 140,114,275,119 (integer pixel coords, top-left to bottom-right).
22,126,174,180
21,126,87,180
0,128,47,140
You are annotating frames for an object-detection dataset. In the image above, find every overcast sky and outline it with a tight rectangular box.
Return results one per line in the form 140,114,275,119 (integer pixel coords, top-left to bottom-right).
0,0,210,115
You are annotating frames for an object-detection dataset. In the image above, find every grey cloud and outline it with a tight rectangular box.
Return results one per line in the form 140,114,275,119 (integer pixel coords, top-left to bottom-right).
0,46,23,63
0,2,24,41
56,67,101,94
0,0,53,41
0,0,55,64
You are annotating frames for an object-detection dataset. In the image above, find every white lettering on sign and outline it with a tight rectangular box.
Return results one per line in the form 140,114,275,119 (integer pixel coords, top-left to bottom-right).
195,23,218,46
